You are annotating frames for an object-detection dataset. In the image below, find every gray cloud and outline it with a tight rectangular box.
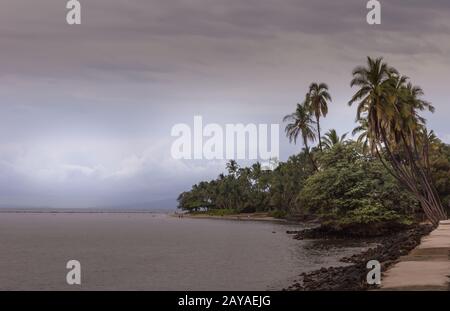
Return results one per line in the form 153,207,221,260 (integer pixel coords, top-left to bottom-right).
0,0,449,207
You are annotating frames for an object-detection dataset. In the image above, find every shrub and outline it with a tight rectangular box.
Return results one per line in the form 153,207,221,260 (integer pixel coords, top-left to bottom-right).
297,142,418,227
268,210,287,219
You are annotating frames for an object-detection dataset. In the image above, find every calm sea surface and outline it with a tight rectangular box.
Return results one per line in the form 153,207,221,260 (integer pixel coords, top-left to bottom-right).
0,212,372,290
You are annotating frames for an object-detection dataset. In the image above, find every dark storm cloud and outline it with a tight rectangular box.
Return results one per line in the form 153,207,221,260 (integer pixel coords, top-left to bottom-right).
83,0,450,38
1,0,450,79
0,0,450,207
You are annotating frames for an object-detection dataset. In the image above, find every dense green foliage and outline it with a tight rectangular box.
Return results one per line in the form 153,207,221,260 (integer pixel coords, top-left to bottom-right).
348,57,447,224
430,142,450,209
178,138,449,224
177,154,314,215
297,142,418,226
178,57,450,229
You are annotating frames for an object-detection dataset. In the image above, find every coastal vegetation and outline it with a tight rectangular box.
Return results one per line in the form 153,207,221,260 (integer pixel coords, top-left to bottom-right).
177,57,449,234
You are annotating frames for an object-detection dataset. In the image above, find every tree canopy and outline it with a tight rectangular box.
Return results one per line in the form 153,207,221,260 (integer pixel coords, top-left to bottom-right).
178,57,449,229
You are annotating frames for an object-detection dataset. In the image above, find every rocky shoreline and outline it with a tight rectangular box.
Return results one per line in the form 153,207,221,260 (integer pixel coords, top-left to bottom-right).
285,223,434,291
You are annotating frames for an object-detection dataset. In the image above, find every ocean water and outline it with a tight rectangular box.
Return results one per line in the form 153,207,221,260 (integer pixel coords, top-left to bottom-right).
0,212,371,290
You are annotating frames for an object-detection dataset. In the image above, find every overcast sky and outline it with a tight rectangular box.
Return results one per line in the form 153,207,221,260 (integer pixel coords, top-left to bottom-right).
1,0,450,208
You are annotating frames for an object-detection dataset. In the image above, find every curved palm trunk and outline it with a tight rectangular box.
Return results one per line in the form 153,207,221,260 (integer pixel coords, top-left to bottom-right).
401,135,447,222
316,114,323,151
379,129,447,226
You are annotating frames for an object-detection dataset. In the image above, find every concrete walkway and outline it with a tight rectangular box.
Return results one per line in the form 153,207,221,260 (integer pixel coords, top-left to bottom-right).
380,220,450,290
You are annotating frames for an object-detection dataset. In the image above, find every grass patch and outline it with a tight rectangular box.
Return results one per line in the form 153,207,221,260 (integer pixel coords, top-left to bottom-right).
190,208,239,216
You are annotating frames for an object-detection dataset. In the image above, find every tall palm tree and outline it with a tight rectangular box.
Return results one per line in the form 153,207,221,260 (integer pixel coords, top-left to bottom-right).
306,82,332,151
349,56,447,224
349,57,397,146
322,129,348,149
283,102,318,170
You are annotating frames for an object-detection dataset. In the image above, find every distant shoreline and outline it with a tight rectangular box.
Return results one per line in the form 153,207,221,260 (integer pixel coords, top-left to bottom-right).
173,212,288,223
0,209,165,214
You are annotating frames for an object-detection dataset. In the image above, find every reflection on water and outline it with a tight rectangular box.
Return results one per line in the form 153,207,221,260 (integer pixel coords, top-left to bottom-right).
0,212,373,290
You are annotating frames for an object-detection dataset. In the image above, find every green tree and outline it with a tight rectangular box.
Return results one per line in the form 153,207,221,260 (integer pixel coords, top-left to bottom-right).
306,82,332,151
283,102,318,170
322,129,348,149
268,152,315,213
297,142,417,229
348,56,447,224
352,119,371,153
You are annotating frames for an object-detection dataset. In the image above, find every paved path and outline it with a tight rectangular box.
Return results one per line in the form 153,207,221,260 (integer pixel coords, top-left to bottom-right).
380,220,450,290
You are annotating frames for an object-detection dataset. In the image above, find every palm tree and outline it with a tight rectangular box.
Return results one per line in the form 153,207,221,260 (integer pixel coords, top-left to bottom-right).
352,119,371,153
322,129,348,149
226,160,239,177
349,56,447,224
306,82,332,151
283,102,318,170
